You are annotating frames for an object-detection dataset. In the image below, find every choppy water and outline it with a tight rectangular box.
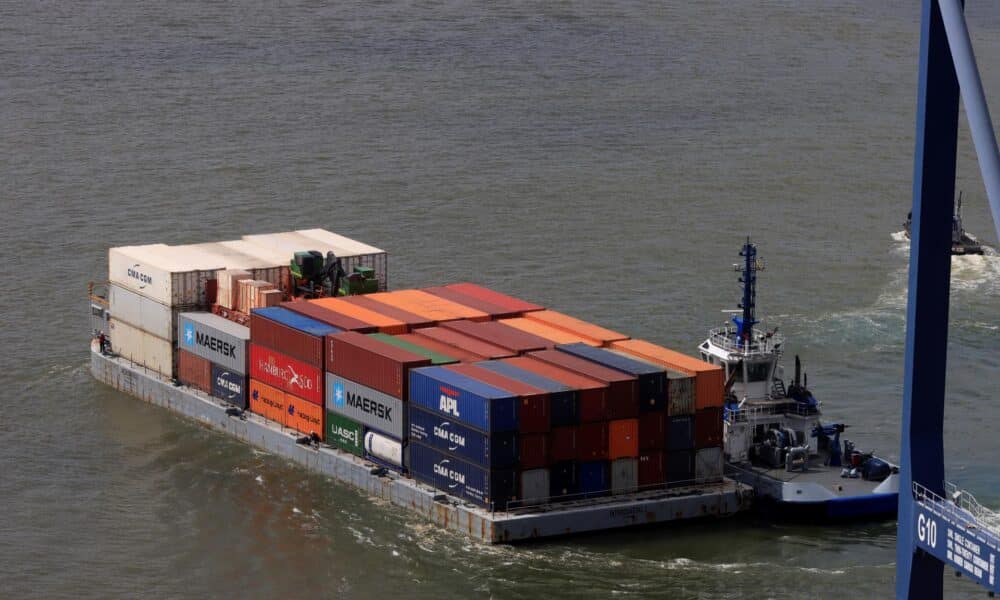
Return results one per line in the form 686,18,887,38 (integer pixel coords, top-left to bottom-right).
3,1,999,597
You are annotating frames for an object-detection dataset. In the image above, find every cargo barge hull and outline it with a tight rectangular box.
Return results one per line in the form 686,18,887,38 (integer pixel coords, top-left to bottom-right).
91,344,752,543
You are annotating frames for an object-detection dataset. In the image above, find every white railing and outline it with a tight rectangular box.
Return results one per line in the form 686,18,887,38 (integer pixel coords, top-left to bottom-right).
708,326,784,357
913,481,1000,537
725,402,818,422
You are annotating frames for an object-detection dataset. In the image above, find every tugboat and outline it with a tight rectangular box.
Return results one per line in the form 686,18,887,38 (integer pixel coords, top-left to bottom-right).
699,239,899,520
904,192,984,255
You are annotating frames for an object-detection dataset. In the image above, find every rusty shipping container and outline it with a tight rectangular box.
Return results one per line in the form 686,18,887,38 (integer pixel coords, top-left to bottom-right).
529,350,638,420
250,306,340,367
326,331,431,399
445,363,550,434
441,320,552,354
177,349,212,393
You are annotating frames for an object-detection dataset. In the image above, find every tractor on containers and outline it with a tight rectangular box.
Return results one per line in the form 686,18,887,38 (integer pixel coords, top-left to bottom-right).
290,251,379,299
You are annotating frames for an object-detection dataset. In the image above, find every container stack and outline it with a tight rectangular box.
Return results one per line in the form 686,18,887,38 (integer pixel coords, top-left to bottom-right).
176,312,251,408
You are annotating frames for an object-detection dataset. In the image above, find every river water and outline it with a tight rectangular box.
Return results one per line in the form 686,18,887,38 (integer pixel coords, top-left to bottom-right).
3,1,999,597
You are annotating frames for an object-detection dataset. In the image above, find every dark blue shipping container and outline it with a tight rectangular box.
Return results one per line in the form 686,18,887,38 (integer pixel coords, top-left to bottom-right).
251,306,342,337
409,366,518,433
408,405,517,469
549,460,578,499
556,343,666,412
668,415,694,452
666,450,694,486
475,360,578,427
409,441,517,511
578,460,610,498
211,364,248,409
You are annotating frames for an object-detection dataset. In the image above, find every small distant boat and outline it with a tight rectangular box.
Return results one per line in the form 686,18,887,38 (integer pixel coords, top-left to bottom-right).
904,192,984,255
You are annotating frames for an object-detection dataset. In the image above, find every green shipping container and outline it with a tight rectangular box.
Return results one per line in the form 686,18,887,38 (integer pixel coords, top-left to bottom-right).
327,412,363,456
367,332,458,365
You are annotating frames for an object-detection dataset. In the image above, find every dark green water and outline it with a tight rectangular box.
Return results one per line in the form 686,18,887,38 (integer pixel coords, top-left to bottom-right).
3,1,999,597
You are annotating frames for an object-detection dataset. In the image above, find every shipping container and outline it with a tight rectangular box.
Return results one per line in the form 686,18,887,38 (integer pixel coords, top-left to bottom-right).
326,412,364,456
549,461,578,498
409,366,518,433
413,327,514,360
474,360,578,428
638,451,666,487
638,411,666,452
695,447,724,484
578,461,610,498
498,318,602,347
325,373,407,439
408,405,517,469
502,356,606,423
666,450,695,486
341,295,434,330
668,415,694,452
211,364,248,409
250,306,340,367
409,441,518,511
441,320,551,354
444,364,550,434
249,379,286,425
611,458,638,495
529,350,637,419
181,241,289,291
367,333,457,365
422,286,524,320
108,244,213,307
694,407,724,449
109,318,174,376
259,290,282,308
287,394,325,439
249,343,324,405
519,469,550,506
365,430,405,469
241,280,278,313
309,297,407,334
280,300,378,333
326,332,431,399
109,282,182,341
557,344,666,413
216,269,251,309
608,418,640,460
394,333,485,363
549,426,577,462
609,339,725,410
177,312,250,374
577,422,608,461
366,289,490,324
519,434,549,470
177,349,212,393
443,283,544,314
523,310,628,345
241,230,388,292
667,372,695,416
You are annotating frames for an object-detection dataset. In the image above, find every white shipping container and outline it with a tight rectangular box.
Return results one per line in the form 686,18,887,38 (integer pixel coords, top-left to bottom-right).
108,283,181,341
519,469,550,506
182,242,289,291
695,447,724,484
243,230,389,291
109,245,206,307
109,318,175,377
611,458,638,495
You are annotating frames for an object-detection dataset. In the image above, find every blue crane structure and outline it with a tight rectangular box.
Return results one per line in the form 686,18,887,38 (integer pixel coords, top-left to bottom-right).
897,0,1000,598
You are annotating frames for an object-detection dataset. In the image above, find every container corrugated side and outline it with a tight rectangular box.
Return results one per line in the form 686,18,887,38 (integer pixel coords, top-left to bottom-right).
211,364,248,409
608,418,639,460
577,422,608,461
325,373,406,439
177,312,250,374
638,411,666,451
502,356,607,423
441,320,551,354
287,393,324,440
408,441,517,511
108,282,183,341
178,349,212,392
609,339,725,410
108,245,208,307
559,344,667,413
325,332,431,399
694,407,723,449
180,242,289,291
522,309,628,344
518,434,549,469
408,405,517,469
249,343,324,405
611,458,638,495
519,469,550,506
578,461,610,498
499,317,602,347
409,366,518,433
250,306,340,368
474,360,578,427
249,379,286,424
667,416,694,452
695,447,723,483
667,372,695,416
638,451,665,487
413,327,514,360
109,318,174,376
443,283,544,314
280,301,378,333
528,350,637,419
326,412,363,456
667,450,695,486
444,363,550,434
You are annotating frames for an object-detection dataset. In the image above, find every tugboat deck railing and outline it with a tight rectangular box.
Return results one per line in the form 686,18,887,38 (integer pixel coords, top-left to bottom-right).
708,326,784,357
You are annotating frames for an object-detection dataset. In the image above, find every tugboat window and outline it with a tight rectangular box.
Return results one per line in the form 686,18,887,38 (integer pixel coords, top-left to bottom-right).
747,362,770,382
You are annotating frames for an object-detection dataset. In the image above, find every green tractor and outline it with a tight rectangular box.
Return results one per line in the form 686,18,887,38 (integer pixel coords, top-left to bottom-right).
289,251,377,298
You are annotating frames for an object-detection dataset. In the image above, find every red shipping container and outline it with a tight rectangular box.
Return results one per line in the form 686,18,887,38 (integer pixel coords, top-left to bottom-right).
503,356,608,422
577,422,608,461
395,333,485,363
280,301,377,333
325,331,431,399
341,295,435,330
549,426,577,462
444,283,544,314
422,286,524,319
638,411,666,451
609,418,639,460
445,363,550,433
249,344,324,405
414,327,515,360
694,407,724,449
519,433,549,469
178,349,212,393
440,320,552,354
250,310,326,367
638,451,666,487
529,350,639,419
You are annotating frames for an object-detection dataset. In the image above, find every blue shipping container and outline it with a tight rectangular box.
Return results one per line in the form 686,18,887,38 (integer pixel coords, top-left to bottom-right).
211,364,248,409
409,405,517,469
578,460,610,498
251,306,342,337
409,366,518,433
474,360,578,427
668,415,694,452
667,450,694,485
549,461,578,498
409,441,517,511
556,343,666,412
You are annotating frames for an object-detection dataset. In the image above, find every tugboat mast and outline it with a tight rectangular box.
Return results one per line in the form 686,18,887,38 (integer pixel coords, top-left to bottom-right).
735,237,760,347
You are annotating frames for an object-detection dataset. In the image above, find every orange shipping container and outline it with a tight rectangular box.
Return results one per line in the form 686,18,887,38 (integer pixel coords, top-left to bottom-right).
609,339,724,410
287,394,324,440
524,310,629,345
366,289,490,323
309,297,407,334
249,379,287,425
500,317,602,347
609,418,640,460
